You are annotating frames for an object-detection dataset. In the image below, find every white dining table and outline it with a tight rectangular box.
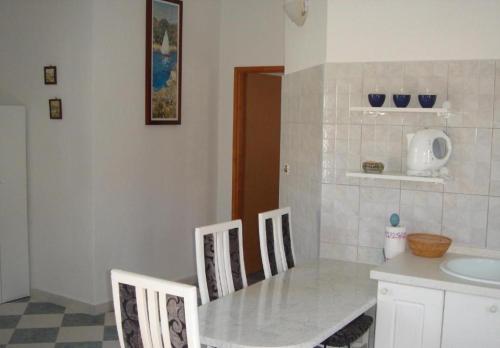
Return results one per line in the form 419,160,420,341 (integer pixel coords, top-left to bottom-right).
198,258,377,348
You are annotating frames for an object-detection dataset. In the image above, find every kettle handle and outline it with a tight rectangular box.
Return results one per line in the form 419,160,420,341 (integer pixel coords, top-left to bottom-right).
443,133,453,164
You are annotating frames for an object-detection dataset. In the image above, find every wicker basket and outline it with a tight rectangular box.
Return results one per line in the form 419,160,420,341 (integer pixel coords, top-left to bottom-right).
407,233,452,258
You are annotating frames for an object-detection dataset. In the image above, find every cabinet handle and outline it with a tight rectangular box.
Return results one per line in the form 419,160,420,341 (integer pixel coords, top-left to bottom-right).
380,288,389,295
489,305,498,313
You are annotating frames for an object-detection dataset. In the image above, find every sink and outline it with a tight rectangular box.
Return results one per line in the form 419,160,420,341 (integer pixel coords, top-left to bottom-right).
440,257,500,286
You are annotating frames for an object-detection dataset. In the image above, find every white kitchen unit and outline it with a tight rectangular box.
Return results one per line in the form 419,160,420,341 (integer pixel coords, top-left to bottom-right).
371,253,500,348
375,281,444,348
0,105,30,302
441,292,500,348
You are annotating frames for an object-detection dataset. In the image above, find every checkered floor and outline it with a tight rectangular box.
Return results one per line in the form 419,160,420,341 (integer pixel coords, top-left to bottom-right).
0,297,119,348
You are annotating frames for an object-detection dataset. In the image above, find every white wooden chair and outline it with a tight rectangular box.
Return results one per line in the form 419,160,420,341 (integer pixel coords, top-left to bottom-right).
258,207,296,279
195,220,248,305
111,269,200,348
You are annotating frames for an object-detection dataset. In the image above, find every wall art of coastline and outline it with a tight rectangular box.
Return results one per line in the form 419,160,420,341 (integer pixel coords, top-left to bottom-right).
146,0,183,125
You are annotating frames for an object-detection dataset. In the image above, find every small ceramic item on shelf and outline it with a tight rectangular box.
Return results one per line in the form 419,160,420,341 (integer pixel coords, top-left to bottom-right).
418,94,437,108
368,93,386,107
393,94,411,108
362,161,384,174
384,213,406,260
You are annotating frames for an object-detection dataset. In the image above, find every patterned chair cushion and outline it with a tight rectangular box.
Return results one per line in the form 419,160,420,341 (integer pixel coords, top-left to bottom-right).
118,283,188,348
203,234,219,301
322,314,373,347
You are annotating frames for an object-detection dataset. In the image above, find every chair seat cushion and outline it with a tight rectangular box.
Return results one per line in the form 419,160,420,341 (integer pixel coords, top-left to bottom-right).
322,314,373,347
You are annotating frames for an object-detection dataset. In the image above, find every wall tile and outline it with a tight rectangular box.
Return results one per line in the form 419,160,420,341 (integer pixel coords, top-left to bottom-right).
359,187,400,248
403,61,449,108
400,190,443,234
442,193,488,248
283,175,321,262
360,125,402,189
494,61,500,128
487,197,500,250
491,129,500,196
362,62,405,108
357,247,384,265
445,127,492,195
361,125,402,170
320,242,357,262
335,63,363,125
333,125,361,185
320,184,359,245
447,60,495,128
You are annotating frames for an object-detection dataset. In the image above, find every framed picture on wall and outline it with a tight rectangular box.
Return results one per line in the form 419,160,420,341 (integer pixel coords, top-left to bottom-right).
49,98,62,119
44,66,57,85
146,0,183,125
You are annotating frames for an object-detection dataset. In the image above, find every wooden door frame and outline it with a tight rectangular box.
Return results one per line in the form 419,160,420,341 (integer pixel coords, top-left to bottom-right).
231,66,285,220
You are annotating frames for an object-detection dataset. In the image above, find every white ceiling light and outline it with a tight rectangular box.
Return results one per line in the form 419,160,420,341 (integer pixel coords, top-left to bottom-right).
284,0,309,27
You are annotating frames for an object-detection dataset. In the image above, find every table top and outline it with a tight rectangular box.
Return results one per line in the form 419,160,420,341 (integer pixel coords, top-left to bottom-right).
198,258,377,348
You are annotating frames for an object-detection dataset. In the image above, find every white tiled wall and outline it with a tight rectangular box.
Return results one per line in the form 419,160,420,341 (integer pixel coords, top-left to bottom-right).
280,65,324,264
281,60,500,266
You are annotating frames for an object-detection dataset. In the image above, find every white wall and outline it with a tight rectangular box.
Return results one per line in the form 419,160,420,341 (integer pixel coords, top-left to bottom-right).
0,0,95,304
0,0,221,305
91,0,220,305
327,0,500,62
216,0,284,220
284,0,327,74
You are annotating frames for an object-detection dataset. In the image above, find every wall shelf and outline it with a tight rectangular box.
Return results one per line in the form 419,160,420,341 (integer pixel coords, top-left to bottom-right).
350,106,449,116
346,171,445,184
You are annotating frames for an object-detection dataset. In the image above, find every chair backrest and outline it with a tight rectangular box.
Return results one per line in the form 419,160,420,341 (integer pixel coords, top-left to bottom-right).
195,220,248,305
258,207,296,279
111,269,200,348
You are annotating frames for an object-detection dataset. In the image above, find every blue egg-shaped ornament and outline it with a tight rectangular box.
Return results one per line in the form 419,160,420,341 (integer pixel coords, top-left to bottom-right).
390,213,400,227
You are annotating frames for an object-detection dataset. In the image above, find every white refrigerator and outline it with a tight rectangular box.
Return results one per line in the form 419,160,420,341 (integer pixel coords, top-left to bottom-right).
0,105,30,302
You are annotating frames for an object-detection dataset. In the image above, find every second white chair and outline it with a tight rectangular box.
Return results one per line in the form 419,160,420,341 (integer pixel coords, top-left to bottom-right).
195,220,248,304
258,207,296,279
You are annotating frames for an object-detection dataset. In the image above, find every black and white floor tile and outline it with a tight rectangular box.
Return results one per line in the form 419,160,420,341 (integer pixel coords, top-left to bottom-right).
0,298,119,348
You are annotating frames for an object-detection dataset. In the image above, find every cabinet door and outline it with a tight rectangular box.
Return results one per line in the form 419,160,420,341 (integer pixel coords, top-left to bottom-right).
374,281,444,348
442,291,500,348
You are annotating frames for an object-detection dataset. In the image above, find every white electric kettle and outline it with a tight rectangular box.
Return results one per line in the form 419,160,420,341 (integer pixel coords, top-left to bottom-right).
407,129,452,177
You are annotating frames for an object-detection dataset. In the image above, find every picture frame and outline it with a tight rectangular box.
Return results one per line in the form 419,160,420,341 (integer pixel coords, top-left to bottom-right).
44,66,57,85
49,98,62,119
145,0,183,125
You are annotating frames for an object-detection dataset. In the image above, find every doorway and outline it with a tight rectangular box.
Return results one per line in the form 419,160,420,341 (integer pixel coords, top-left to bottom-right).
232,66,284,275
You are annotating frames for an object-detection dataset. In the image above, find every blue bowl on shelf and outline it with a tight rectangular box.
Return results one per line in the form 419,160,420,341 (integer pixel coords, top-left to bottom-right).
393,94,411,108
368,94,386,107
418,94,437,108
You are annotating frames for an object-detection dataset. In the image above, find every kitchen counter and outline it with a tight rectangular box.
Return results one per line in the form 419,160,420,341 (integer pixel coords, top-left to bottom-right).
370,252,500,299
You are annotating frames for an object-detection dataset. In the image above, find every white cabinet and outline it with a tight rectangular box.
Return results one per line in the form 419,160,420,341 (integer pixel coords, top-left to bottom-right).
374,281,444,348
0,106,30,302
441,292,500,348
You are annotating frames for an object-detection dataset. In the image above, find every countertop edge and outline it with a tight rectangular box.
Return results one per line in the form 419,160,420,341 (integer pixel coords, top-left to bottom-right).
370,264,500,299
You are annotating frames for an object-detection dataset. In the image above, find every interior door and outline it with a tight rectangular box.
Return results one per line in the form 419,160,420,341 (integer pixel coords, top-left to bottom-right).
241,73,282,274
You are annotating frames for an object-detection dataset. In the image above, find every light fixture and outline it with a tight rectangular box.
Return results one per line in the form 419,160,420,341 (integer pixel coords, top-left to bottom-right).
283,0,309,27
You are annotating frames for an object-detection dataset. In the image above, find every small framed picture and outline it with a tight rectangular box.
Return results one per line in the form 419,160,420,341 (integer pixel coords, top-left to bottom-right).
49,98,62,119
44,66,57,85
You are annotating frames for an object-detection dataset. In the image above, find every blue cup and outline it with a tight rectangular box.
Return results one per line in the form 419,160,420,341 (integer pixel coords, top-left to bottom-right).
368,94,386,107
418,94,437,108
392,94,411,108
